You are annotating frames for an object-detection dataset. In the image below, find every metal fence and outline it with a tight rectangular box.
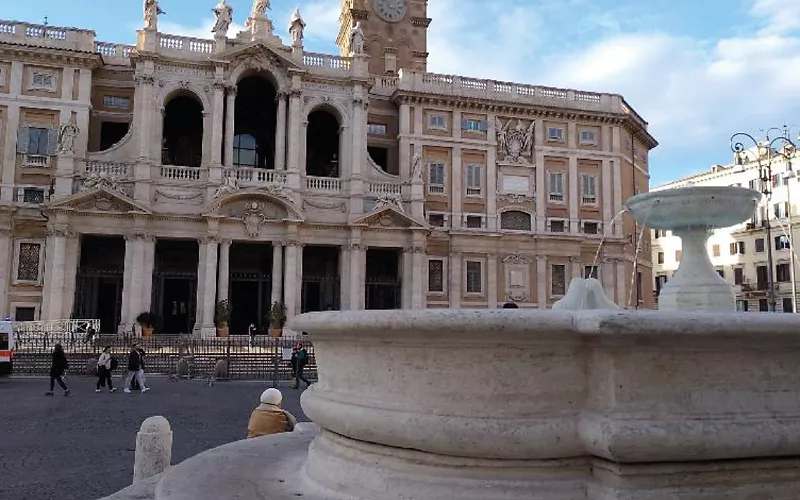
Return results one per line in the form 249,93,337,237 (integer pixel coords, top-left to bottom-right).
12,334,317,383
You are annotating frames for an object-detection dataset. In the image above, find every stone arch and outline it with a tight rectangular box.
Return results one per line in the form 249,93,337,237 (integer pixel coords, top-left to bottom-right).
162,88,205,167
227,61,289,94
206,189,304,221
160,84,210,112
499,209,534,231
302,99,349,125
304,101,346,178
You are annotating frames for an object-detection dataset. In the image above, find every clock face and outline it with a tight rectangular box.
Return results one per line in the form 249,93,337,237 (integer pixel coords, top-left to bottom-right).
373,0,407,22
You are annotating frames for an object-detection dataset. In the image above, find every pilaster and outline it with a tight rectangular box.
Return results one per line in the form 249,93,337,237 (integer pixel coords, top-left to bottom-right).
286,87,302,189
536,255,548,309
60,234,80,320
271,242,283,306
210,80,225,166
0,229,13,318
218,239,231,303
602,158,613,232
612,159,623,237
195,236,219,337
347,241,366,310
451,146,463,230
568,156,579,233
274,91,288,170
42,226,71,320
223,85,237,167
535,150,546,233
486,138,498,232
1,100,20,202
615,259,627,306
487,254,498,308
449,251,462,308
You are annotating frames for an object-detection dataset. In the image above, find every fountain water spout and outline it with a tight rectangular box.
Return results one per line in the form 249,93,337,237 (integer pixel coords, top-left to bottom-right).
553,277,620,310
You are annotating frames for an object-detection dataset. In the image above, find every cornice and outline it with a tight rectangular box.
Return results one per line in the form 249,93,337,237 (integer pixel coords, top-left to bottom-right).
0,43,102,69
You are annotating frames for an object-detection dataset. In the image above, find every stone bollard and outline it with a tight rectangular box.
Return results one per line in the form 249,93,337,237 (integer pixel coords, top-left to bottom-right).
133,416,172,484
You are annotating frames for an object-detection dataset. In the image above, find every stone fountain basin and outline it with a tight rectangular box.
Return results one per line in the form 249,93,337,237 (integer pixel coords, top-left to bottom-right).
292,309,800,464
625,186,761,230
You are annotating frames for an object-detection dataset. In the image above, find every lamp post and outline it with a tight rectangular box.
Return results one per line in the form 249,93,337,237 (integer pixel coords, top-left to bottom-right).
730,128,799,312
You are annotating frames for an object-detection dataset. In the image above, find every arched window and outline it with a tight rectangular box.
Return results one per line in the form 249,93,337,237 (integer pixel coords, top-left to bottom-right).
500,211,532,231
233,76,276,169
233,134,258,168
162,94,203,167
306,109,340,177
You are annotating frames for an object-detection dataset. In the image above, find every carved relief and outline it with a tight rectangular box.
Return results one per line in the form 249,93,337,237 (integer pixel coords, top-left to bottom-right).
496,118,535,164
373,192,405,213
303,199,347,212
502,254,532,265
503,254,531,304
242,201,268,238
154,189,204,205
82,172,128,195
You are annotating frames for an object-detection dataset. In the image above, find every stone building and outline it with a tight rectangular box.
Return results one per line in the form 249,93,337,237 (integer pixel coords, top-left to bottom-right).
652,148,799,312
0,0,656,336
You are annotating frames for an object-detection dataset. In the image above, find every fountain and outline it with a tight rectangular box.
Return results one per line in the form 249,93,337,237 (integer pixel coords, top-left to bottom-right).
626,186,762,310
110,186,800,500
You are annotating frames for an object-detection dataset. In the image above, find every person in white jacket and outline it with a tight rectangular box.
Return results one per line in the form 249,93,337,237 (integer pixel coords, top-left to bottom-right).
96,346,117,393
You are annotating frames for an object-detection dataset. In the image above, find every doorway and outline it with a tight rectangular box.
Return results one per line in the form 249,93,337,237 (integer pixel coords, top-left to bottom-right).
153,240,198,334
73,235,125,333
365,248,402,310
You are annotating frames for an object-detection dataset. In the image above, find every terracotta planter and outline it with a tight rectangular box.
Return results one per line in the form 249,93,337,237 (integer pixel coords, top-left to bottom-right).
216,326,229,337
141,326,154,338
269,327,282,338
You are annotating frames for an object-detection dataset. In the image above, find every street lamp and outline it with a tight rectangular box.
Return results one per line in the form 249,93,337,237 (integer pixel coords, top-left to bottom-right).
730,128,799,312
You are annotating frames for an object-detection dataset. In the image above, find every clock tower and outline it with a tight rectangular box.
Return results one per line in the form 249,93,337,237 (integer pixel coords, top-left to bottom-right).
337,0,431,75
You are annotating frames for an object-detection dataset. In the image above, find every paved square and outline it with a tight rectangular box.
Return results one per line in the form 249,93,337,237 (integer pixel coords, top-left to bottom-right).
0,376,308,500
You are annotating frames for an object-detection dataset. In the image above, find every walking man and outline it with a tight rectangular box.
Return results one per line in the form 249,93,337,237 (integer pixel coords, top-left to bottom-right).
294,342,310,389
124,343,150,393
46,343,70,396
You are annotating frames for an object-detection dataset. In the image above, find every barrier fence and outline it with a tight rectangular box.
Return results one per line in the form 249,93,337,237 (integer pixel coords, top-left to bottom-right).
12,334,317,383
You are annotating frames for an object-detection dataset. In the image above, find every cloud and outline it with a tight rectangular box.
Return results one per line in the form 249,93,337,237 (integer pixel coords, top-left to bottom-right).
750,0,800,35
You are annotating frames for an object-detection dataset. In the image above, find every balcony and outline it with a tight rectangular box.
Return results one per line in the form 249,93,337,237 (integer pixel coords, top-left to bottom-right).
22,154,50,168
306,176,342,193
225,167,285,188
369,182,402,196
159,166,203,182
83,160,132,178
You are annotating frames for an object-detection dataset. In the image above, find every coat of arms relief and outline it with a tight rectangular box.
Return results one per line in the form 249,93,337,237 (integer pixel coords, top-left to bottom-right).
495,118,535,164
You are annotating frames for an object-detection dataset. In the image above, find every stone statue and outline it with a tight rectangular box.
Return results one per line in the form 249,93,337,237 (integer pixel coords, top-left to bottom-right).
143,0,165,30
252,0,270,17
374,192,405,213
212,0,233,36
350,22,365,55
288,8,306,48
213,173,239,199
56,121,79,155
411,153,423,182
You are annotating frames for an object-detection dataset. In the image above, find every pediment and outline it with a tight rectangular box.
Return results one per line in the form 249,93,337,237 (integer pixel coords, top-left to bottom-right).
47,186,151,215
213,42,302,71
353,206,427,230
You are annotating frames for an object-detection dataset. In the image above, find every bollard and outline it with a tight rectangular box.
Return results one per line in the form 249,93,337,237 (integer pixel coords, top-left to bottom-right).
133,415,172,484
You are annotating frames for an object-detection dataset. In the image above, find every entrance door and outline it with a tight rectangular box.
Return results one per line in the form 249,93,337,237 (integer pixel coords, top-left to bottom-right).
159,278,194,334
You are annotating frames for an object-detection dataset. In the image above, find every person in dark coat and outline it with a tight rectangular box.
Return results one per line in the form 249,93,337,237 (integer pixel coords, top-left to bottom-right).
124,343,150,393
294,342,310,389
46,343,70,396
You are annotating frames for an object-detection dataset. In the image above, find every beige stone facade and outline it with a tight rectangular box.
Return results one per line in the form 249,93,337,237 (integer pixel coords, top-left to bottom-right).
0,0,656,336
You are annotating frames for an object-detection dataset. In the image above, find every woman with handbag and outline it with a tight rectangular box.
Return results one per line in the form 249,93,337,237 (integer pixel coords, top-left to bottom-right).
46,343,70,396
95,346,117,393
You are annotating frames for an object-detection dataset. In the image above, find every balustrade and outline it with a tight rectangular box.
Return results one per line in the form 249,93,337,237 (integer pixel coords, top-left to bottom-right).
303,52,351,71
306,176,342,192
157,34,213,55
160,166,202,181
369,182,402,196
224,167,286,186
84,160,132,178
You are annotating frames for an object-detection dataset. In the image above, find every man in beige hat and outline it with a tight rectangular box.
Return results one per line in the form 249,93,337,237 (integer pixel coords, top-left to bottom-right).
247,388,297,438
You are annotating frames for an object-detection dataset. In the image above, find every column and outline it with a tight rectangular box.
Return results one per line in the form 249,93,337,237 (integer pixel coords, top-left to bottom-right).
615,259,627,306
612,159,623,237
1,62,21,201
274,92,287,170
411,246,426,309
286,89,302,173
210,82,225,166
568,156,579,234
535,151,547,233
486,119,498,232
283,240,299,320
451,147,463,230
136,76,154,160
270,242,283,305
348,243,365,310
141,236,156,314
601,158,613,230
0,229,12,318
339,245,351,310
402,247,414,309
218,239,231,303
223,86,237,167
449,252,462,309
200,237,219,337
120,234,136,331
536,255,548,309
43,227,68,321
60,235,80,320
350,88,366,179
194,239,207,335
398,103,411,181
487,254,498,308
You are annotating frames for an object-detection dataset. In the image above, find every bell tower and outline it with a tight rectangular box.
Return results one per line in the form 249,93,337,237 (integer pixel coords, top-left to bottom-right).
337,0,431,75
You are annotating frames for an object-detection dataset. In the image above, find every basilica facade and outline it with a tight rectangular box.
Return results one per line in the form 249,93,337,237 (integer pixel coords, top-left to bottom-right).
0,0,656,336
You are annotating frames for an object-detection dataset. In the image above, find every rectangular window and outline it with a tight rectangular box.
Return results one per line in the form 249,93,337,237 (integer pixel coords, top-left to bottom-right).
428,163,445,194
367,123,387,136
734,267,744,285
465,164,482,196
729,241,745,255
466,261,482,293
736,299,749,312
756,265,768,290
776,263,791,282
759,298,769,311
551,264,566,295
103,95,131,108
774,202,789,219
549,219,565,233
776,235,791,250
783,297,794,313
462,118,486,132
712,244,720,257
547,127,564,142
428,213,445,227
583,221,599,234
580,174,597,204
428,260,444,292
22,188,45,204
30,71,54,90
465,215,483,228
756,238,765,252
428,114,447,130
584,265,599,279
657,252,664,264
28,127,50,156
17,242,41,282
548,171,564,202
579,130,596,145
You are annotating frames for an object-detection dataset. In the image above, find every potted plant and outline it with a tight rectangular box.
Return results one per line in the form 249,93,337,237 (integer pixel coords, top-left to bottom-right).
136,311,157,338
215,300,231,337
268,301,286,337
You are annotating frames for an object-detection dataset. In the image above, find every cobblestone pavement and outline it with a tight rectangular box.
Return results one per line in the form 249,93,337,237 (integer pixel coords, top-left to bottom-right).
0,376,309,500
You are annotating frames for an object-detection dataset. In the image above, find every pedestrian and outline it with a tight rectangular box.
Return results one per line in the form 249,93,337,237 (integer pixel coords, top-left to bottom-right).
95,346,117,393
137,345,148,388
84,325,97,345
247,388,297,438
294,342,310,389
248,323,257,348
124,343,150,393
289,346,298,389
46,343,70,396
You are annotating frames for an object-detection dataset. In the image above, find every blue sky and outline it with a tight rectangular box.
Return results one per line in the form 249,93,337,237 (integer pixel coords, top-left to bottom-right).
5,0,800,186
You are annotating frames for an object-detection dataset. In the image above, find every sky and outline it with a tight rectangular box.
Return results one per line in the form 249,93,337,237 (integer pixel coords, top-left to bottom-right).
4,0,800,186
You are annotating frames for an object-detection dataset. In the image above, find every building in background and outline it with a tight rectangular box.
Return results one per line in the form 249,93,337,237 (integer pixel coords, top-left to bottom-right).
652,148,798,312
0,0,656,336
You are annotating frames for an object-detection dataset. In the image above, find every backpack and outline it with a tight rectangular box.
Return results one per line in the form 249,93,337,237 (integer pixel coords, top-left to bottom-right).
110,357,119,371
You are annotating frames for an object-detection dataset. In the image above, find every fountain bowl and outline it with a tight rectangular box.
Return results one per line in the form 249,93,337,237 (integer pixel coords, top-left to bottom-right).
625,186,761,230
